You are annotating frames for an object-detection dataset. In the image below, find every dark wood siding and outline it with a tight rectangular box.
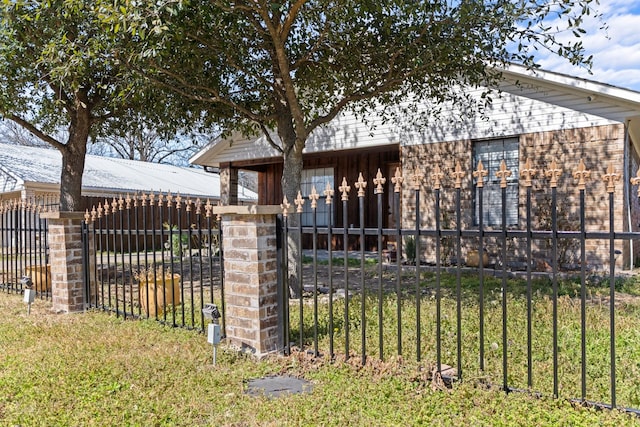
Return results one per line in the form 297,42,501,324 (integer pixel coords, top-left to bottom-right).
250,145,400,250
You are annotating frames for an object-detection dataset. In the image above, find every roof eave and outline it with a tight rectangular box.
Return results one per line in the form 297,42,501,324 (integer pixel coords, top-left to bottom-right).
499,64,640,111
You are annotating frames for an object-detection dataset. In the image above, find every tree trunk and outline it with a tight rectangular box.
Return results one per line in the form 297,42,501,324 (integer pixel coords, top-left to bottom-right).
58,108,90,212
282,143,304,298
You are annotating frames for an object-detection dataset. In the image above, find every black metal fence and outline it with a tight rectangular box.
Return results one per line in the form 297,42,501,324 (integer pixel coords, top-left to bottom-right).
281,160,640,413
0,200,50,297
81,193,224,333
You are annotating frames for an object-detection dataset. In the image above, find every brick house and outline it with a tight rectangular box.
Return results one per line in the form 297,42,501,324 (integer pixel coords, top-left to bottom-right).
190,65,640,269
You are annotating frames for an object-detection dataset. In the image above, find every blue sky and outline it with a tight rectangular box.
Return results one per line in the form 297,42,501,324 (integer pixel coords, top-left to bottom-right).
536,1,640,91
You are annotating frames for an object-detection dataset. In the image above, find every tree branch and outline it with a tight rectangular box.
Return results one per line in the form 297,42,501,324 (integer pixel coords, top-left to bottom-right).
38,73,74,114
8,114,65,151
140,63,274,124
254,4,308,141
308,78,406,131
281,0,306,39
259,122,284,154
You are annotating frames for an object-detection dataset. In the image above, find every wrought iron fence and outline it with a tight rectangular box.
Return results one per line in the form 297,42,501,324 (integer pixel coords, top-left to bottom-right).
0,199,50,298
281,159,640,413
81,193,224,333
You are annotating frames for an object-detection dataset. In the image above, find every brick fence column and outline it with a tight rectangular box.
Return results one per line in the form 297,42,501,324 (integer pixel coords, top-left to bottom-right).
41,212,89,313
211,205,282,357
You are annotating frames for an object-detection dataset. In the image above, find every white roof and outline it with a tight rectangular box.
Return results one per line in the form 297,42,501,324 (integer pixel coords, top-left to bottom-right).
190,65,640,168
0,143,257,200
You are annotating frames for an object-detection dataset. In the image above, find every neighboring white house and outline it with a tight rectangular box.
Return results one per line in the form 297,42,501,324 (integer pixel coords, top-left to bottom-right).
0,142,257,205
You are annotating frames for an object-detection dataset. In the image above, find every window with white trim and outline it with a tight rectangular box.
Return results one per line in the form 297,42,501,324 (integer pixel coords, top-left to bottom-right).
473,138,519,227
301,168,334,227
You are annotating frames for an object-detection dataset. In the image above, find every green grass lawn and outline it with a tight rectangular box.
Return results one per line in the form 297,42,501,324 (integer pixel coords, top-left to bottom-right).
1,291,639,426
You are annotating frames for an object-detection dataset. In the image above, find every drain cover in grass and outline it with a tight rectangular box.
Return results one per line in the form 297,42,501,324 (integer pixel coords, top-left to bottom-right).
246,375,313,398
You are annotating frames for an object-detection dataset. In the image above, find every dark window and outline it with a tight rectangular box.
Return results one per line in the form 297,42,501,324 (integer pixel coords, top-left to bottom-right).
473,138,519,227
301,168,334,227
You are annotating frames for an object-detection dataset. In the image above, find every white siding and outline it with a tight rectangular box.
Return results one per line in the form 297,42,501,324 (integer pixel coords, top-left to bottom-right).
192,67,640,167
401,88,621,146
205,89,629,165
209,110,399,165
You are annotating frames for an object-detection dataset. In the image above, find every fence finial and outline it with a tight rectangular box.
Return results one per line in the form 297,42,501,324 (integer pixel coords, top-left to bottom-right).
295,191,305,213
339,177,351,201
111,198,118,214
545,158,563,188
324,182,334,205
148,192,155,206
521,158,537,188
431,164,443,190
205,199,212,218
452,161,464,189
186,197,193,212
473,160,488,188
374,168,386,194
84,209,91,224
603,163,620,194
195,198,202,215
281,196,291,217
157,193,164,207
355,172,367,197
631,169,640,198
118,195,125,211
91,206,97,222
411,168,423,190
309,186,320,209
125,194,132,210
572,159,591,191
97,202,103,219
496,160,512,189
391,167,403,193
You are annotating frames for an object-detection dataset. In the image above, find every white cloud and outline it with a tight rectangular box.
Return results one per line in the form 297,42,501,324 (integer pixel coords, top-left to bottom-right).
534,1,640,91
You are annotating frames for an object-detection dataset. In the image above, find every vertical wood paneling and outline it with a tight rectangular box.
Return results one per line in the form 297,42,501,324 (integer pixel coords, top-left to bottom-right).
256,147,399,250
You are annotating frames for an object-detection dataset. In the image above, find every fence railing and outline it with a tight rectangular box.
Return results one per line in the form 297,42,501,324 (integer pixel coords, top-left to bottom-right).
282,159,640,413
82,193,224,333
0,199,50,298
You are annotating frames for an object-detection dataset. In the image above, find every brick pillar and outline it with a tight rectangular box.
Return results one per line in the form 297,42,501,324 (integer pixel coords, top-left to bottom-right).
212,205,282,357
220,165,239,206
41,212,88,313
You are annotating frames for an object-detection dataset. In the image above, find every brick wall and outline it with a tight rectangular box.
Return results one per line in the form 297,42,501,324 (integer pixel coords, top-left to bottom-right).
401,124,627,270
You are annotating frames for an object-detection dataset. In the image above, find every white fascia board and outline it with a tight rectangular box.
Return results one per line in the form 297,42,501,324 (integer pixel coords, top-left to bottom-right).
20,181,58,194
499,64,640,111
190,131,273,167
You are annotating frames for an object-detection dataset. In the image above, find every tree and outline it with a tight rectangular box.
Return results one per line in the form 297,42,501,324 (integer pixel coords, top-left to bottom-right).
0,0,157,210
109,0,600,201
0,120,50,147
91,116,211,166
107,0,600,295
